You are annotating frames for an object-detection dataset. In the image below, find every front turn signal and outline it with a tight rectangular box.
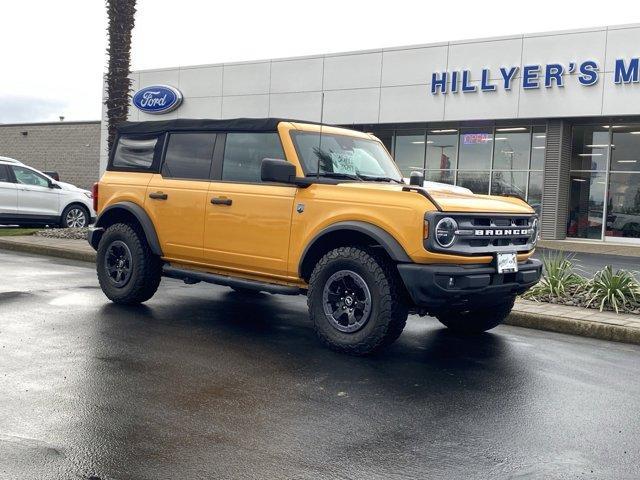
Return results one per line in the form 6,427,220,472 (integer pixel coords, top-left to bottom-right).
423,219,429,239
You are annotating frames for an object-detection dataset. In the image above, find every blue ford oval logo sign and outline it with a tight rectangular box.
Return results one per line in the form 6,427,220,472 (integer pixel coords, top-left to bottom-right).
132,85,183,114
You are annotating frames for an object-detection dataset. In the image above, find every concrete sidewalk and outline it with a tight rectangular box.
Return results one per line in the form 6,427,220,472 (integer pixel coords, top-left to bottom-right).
1,234,639,346
539,239,640,257
0,235,95,262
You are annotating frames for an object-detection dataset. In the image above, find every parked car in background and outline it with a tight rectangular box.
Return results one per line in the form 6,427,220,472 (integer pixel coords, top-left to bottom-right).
0,157,95,228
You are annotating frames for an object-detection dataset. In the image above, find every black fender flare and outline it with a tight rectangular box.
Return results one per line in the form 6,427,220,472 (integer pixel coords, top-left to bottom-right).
298,221,412,277
93,201,163,256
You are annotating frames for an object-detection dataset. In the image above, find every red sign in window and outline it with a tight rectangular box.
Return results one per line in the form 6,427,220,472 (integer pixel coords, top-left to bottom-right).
462,133,491,144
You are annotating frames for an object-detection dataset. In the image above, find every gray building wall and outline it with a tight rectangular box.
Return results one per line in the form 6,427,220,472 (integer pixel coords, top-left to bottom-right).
0,121,100,190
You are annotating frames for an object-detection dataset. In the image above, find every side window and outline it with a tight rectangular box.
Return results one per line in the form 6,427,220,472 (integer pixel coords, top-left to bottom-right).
222,133,285,183
0,165,11,183
162,133,217,180
11,166,50,187
113,135,158,169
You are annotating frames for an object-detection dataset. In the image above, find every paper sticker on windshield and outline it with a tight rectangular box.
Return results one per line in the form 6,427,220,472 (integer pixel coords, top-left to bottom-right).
330,152,356,174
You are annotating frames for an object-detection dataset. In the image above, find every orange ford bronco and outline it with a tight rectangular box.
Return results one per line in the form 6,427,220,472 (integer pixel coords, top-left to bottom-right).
89,118,541,354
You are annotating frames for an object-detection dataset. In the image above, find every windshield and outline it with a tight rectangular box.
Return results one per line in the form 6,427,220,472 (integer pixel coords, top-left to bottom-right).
291,131,403,182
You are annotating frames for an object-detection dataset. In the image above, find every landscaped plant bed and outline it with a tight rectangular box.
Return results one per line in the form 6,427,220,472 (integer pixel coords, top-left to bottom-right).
521,252,640,315
35,227,90,241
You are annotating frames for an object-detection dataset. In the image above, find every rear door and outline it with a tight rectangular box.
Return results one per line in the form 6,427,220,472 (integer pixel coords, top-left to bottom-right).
11,165,60,217
145,132,217,263
0,165,18,215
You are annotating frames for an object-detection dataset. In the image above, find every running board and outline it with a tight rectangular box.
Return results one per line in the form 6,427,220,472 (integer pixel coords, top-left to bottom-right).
162,265,302,295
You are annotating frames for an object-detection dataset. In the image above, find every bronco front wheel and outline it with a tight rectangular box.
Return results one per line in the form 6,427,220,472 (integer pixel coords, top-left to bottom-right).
307,246,408,355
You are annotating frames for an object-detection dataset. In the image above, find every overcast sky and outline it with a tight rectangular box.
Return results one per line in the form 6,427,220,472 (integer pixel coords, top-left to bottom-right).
0,0,636,123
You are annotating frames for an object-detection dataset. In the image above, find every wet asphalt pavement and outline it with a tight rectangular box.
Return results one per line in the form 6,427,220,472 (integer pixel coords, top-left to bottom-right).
1,251,639,480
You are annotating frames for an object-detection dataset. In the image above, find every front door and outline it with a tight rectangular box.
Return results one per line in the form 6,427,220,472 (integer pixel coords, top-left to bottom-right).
203,132,296,279
10,165,59,217
144,132,218,263
0,165,18,216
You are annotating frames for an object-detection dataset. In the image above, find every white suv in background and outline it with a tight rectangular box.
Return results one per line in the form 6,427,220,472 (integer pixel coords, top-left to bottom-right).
0,157,95,228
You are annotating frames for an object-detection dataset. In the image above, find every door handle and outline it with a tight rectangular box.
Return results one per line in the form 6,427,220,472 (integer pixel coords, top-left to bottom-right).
149,192,168,200
211,197,232,206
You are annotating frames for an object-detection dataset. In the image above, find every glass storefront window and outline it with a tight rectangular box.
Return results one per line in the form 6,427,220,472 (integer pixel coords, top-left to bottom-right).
426,131,458,170
571,126,609,171
527,171,543,215
531,126,546,170
457,171,490,194
567,172,606,239
394,130,425,176
611,126,640,173
492,128,530,170
459,128,493,170
490,171,528,197
606,173,640,238
425,170,455,185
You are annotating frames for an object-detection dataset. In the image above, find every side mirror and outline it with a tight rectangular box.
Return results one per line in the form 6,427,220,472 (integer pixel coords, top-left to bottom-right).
48,180,61,189
409,171,424,186
261,158,296,184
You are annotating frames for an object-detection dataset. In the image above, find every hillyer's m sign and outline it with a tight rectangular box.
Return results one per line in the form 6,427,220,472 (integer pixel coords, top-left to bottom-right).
133,85,183,114
431,58,640,94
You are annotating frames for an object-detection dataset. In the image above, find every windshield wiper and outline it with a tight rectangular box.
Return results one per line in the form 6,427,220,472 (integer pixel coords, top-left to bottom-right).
308,172,363,181
357,175,404,184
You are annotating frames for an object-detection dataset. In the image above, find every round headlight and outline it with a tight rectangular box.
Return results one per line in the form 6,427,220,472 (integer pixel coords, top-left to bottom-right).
435,217,458,248
530,217,539,244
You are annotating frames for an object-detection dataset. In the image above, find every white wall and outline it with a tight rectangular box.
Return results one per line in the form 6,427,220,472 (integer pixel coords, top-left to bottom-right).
100,24,640,172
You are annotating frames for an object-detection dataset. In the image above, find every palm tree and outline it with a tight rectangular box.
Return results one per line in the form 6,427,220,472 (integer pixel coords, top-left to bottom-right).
105,0,137,155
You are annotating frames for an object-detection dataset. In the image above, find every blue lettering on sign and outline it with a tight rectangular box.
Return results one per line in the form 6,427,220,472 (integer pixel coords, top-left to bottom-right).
578,61,599,86
480,69,496,92
544,64,564,88
132,85,183,114
461,70,476,92
499,66,519,90
614,58,639,84
450,71,459,93
428,58,636,94
522,65,541,89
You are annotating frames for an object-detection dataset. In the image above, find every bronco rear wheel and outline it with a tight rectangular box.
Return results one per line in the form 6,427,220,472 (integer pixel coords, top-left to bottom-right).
96,223,162,305
307,246,408,355
436,297,516,333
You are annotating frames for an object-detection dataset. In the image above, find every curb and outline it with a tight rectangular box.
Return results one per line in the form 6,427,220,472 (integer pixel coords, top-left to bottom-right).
0,239,95,263
505,310,640,346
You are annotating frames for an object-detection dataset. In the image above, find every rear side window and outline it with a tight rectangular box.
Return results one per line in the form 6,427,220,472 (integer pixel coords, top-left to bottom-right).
113,135,158,169
0,165,10,182
162,133,217,180
222,133,285,183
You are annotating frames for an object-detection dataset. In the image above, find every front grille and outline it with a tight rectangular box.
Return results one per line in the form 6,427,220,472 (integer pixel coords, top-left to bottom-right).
425,212,537,256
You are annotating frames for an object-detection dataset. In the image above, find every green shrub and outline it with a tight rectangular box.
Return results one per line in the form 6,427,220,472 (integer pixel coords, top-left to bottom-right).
525,251,586,299
585,266,640,313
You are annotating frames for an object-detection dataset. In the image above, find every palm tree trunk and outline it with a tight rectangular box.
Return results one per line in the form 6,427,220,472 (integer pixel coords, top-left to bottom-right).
105,0,137,155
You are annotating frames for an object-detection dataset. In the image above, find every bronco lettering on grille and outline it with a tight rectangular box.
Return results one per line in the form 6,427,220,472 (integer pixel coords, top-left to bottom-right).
474,229,531,236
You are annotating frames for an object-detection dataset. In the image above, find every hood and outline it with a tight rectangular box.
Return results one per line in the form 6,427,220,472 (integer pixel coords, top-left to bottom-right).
339,181,535,214
56,181,90,194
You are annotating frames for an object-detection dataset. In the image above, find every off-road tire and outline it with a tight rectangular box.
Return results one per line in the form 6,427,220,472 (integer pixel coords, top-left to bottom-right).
60,204,90,228
96,223,162,305
307,246,408,355
436,296,516,333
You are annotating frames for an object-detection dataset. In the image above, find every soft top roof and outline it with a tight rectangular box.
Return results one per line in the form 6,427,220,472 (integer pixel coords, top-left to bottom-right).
116,118,324,135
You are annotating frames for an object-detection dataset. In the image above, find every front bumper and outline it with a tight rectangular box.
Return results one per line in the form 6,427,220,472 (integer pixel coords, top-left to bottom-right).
397,259,542,312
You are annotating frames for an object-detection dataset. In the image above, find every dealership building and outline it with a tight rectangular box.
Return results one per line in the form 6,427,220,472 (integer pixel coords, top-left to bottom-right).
98,23,640,244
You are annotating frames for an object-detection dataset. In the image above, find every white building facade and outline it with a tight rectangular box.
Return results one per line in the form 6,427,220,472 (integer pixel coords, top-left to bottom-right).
101,23,640,244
